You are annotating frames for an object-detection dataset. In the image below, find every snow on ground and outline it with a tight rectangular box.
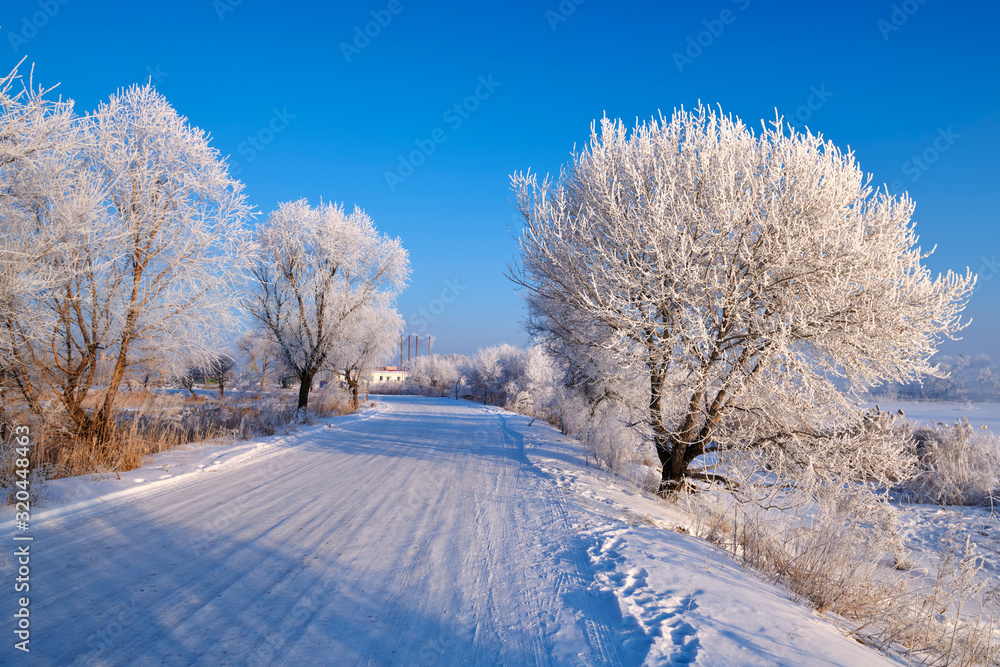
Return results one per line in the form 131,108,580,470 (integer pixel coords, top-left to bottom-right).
859,400,1000,600
2,396,901,665
20,402,390,518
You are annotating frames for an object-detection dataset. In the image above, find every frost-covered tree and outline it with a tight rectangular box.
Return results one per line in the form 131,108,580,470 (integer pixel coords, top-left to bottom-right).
1,67,64,427
506,345,576,427
464,344,527,405
205,354,236,399
334,303,403,409
2,79,253,444
176,361,202,399
512,105,975,494
0,63,100,385
248,200,409,410
407,354,464,397
235,331,283,392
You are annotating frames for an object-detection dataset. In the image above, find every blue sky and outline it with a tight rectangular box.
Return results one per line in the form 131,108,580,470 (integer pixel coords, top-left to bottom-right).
4,0,998,359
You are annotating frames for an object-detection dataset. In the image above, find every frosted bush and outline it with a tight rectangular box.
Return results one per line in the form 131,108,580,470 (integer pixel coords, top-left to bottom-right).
580,397,654,474
899,418,1000,506
407,354,464,397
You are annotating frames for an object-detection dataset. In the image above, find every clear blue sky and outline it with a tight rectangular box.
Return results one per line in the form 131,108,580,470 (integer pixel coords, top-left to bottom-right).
5,0,998,359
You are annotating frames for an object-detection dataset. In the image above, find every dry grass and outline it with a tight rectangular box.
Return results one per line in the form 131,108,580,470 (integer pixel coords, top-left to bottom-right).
899,418,1000,506
310,387,354,418
1,385,355,500
685,489,1000,665
79,389,190,411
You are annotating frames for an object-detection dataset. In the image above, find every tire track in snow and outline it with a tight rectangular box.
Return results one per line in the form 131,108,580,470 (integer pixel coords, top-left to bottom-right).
2,398,630,665
460,409,551,666
9,415,408,665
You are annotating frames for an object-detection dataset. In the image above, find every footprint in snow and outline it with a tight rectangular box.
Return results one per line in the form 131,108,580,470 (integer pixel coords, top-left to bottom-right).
588,524,703,665
668,620,700,665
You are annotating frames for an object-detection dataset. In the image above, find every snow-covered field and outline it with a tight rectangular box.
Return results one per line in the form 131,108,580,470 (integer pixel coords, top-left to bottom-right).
871,400,1000,616
0,396,905,666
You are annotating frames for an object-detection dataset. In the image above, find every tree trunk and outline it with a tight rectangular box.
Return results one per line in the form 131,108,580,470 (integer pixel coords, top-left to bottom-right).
297,371,313,410
660,434,692,493
650,361,694,495
650,365,670,494
0,375,7,443
653,429,681,495
344,367,360,410
93,256,145,445
93,340,133,446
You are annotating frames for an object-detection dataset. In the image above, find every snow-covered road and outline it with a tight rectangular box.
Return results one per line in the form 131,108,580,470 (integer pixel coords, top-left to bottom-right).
3,397,899,665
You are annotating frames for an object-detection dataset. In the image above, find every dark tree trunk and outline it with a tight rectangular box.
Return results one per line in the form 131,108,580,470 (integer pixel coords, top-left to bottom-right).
650,364,676,495
346,368,360,410
653,430,684,496
297,372,313,410
650,361,698,496
659,435,690,494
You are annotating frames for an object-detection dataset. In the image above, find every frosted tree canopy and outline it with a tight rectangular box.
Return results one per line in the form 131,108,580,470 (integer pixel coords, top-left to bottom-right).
511,104,975,494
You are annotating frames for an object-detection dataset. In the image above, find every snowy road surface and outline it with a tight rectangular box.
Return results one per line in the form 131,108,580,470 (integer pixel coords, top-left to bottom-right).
2,397,899,666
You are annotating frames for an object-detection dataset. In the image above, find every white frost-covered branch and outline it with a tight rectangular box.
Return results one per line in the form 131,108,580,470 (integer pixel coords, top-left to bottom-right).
511,104,975,494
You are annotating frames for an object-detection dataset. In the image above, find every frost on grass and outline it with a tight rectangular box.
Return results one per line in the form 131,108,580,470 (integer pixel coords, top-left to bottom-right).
899,418,1000,506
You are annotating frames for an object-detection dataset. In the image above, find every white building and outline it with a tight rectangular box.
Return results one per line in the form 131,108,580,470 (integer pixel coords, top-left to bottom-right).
369,367,408,384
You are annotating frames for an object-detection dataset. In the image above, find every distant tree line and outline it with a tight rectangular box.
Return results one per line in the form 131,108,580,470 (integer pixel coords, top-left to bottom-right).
868,355,1000,402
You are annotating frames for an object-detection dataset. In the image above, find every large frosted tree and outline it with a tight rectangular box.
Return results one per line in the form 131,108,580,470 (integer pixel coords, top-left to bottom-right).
1,63,94,434
0,64,94,361
511,105,975,494
248,200,409,410
2,80,253,445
